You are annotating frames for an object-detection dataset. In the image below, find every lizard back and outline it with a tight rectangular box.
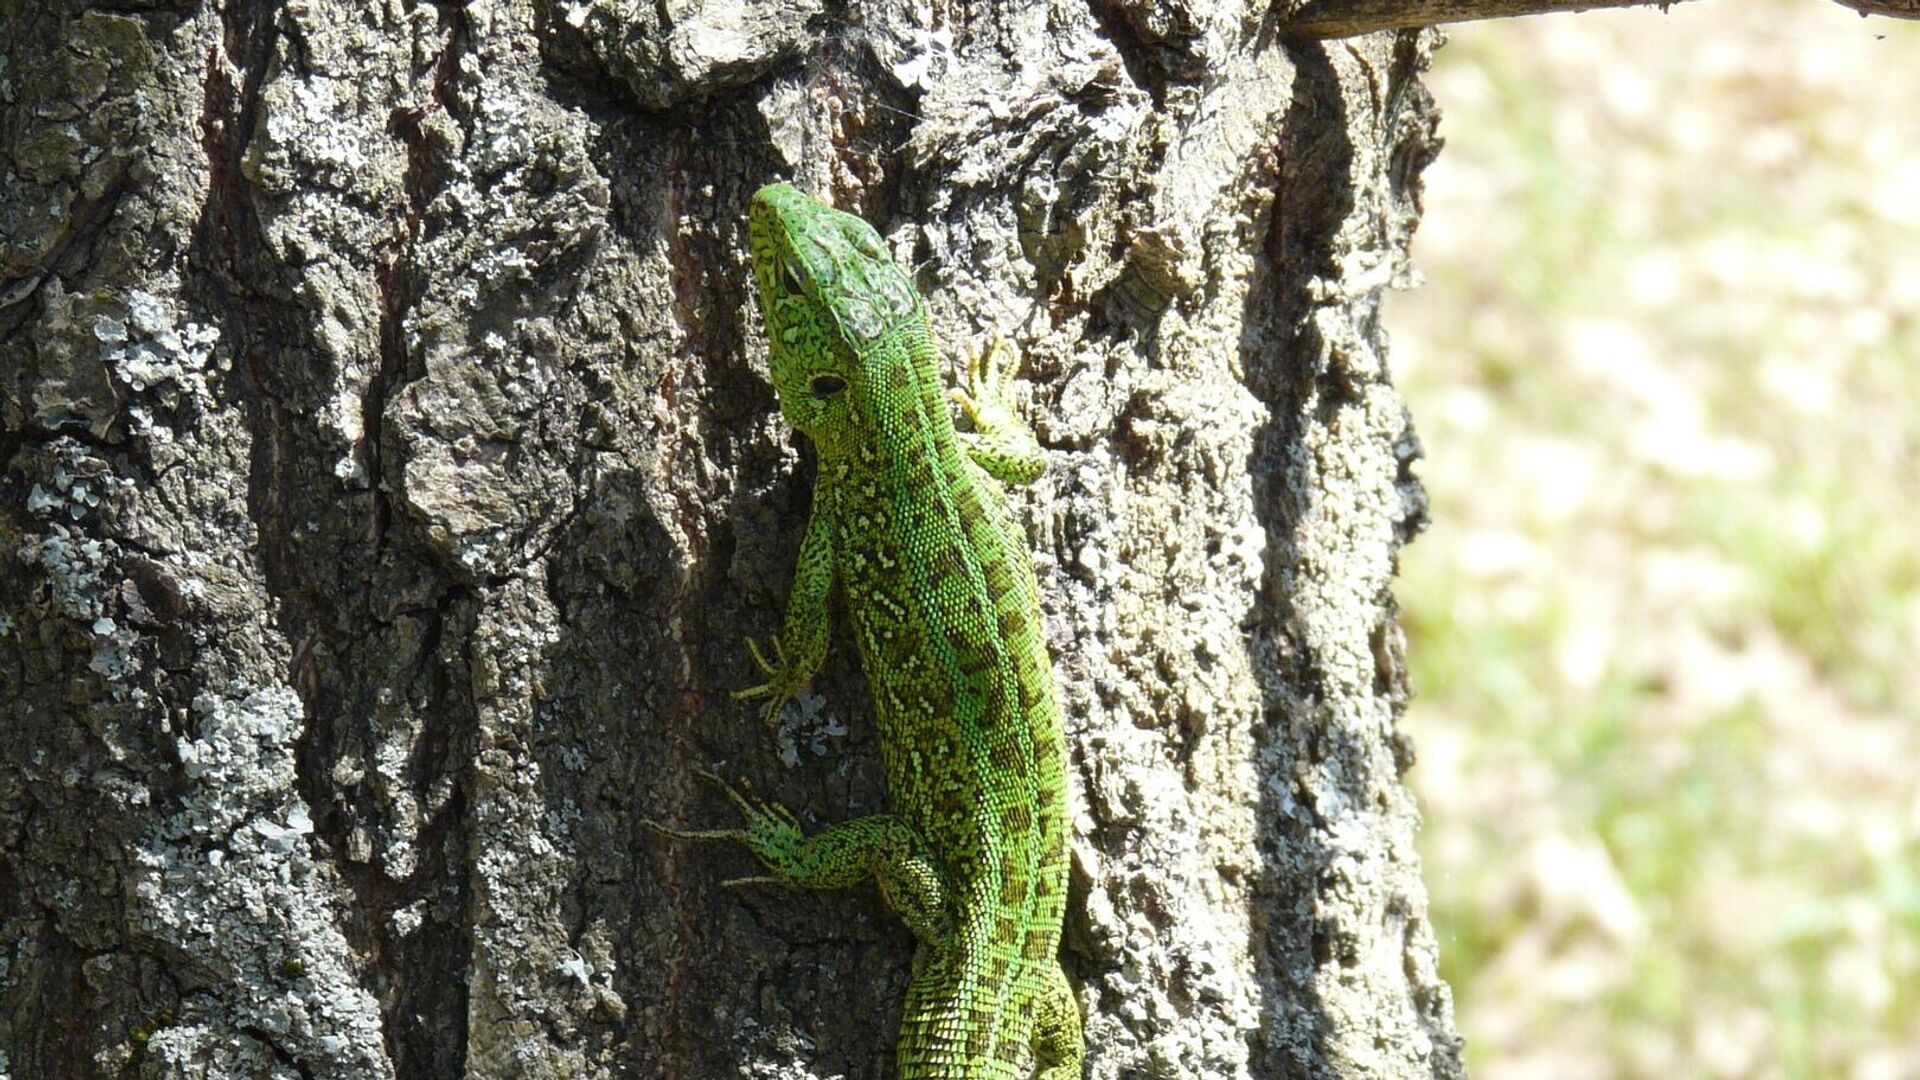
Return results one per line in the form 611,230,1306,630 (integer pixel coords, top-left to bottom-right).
746,182,1074,1078
826,323,1069,1075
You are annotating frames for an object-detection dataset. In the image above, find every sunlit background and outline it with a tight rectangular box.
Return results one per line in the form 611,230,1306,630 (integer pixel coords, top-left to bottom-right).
1391,3,1920,1077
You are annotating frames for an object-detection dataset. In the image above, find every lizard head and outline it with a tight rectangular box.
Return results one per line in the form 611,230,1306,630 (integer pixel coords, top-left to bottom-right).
748,182,924,452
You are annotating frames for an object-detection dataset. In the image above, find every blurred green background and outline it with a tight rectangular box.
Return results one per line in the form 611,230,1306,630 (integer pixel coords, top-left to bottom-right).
1392,4,1920,1078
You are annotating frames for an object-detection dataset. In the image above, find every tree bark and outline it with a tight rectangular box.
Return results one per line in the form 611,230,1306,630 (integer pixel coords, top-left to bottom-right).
0,2,1460,1078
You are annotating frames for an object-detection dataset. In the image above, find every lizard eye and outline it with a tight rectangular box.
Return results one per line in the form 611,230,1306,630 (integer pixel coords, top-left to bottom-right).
779,258,806,295
809,374,847,398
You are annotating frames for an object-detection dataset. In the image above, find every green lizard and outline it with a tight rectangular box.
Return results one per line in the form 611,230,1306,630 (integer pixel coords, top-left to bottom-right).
655,182,1082,1079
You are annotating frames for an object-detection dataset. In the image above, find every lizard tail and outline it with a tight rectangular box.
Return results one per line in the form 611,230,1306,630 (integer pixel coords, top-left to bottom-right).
895,944,1022,1080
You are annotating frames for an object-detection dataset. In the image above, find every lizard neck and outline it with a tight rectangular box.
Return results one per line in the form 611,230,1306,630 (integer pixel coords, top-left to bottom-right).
819,321,967,490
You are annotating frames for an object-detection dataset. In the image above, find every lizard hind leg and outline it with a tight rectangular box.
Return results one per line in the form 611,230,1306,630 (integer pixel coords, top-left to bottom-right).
642,768,807,887
1030,963,1083,1080
648,770,954,940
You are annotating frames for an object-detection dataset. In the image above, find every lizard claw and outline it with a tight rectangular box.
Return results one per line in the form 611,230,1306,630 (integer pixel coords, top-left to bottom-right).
733,636,798,726
648,769,801,840
644,770,757,843
954,334,1023,429
980,334,1016,392
743,634,786,678
642,819,748,843
948,385,981,422
693,768,802,830
719,874,784,889
648,768,805,881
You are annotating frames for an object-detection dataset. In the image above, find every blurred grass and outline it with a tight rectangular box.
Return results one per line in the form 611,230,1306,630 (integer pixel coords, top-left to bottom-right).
1391,4,1920,1078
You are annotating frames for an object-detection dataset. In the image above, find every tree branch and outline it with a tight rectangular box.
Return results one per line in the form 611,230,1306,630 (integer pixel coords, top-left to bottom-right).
1830,0,1920,16
1281,0,1920,38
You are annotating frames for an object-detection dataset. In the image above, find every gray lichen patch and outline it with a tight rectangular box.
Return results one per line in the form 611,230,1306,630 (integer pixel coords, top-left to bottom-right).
464,576,628,1078
13,281,215,441
11,282,126,437
131,687,392,1079
773,692,848,768
100,288,219,415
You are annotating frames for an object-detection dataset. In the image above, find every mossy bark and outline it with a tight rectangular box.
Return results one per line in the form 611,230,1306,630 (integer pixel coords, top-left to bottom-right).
0,2,1462,1077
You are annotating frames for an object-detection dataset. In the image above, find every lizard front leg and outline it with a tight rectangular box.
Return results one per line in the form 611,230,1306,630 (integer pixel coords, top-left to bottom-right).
950,334,1046,486
734,504,835,727
650,770,951,943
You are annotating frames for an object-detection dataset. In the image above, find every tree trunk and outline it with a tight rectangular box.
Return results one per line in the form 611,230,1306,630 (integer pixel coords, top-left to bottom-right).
0,2,1462,1078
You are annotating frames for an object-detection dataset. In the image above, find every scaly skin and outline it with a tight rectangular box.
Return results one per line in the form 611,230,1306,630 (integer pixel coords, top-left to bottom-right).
658,182,1082,1079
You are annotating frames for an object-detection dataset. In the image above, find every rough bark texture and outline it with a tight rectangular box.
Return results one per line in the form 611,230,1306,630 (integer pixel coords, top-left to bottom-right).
0,2,1459,1078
